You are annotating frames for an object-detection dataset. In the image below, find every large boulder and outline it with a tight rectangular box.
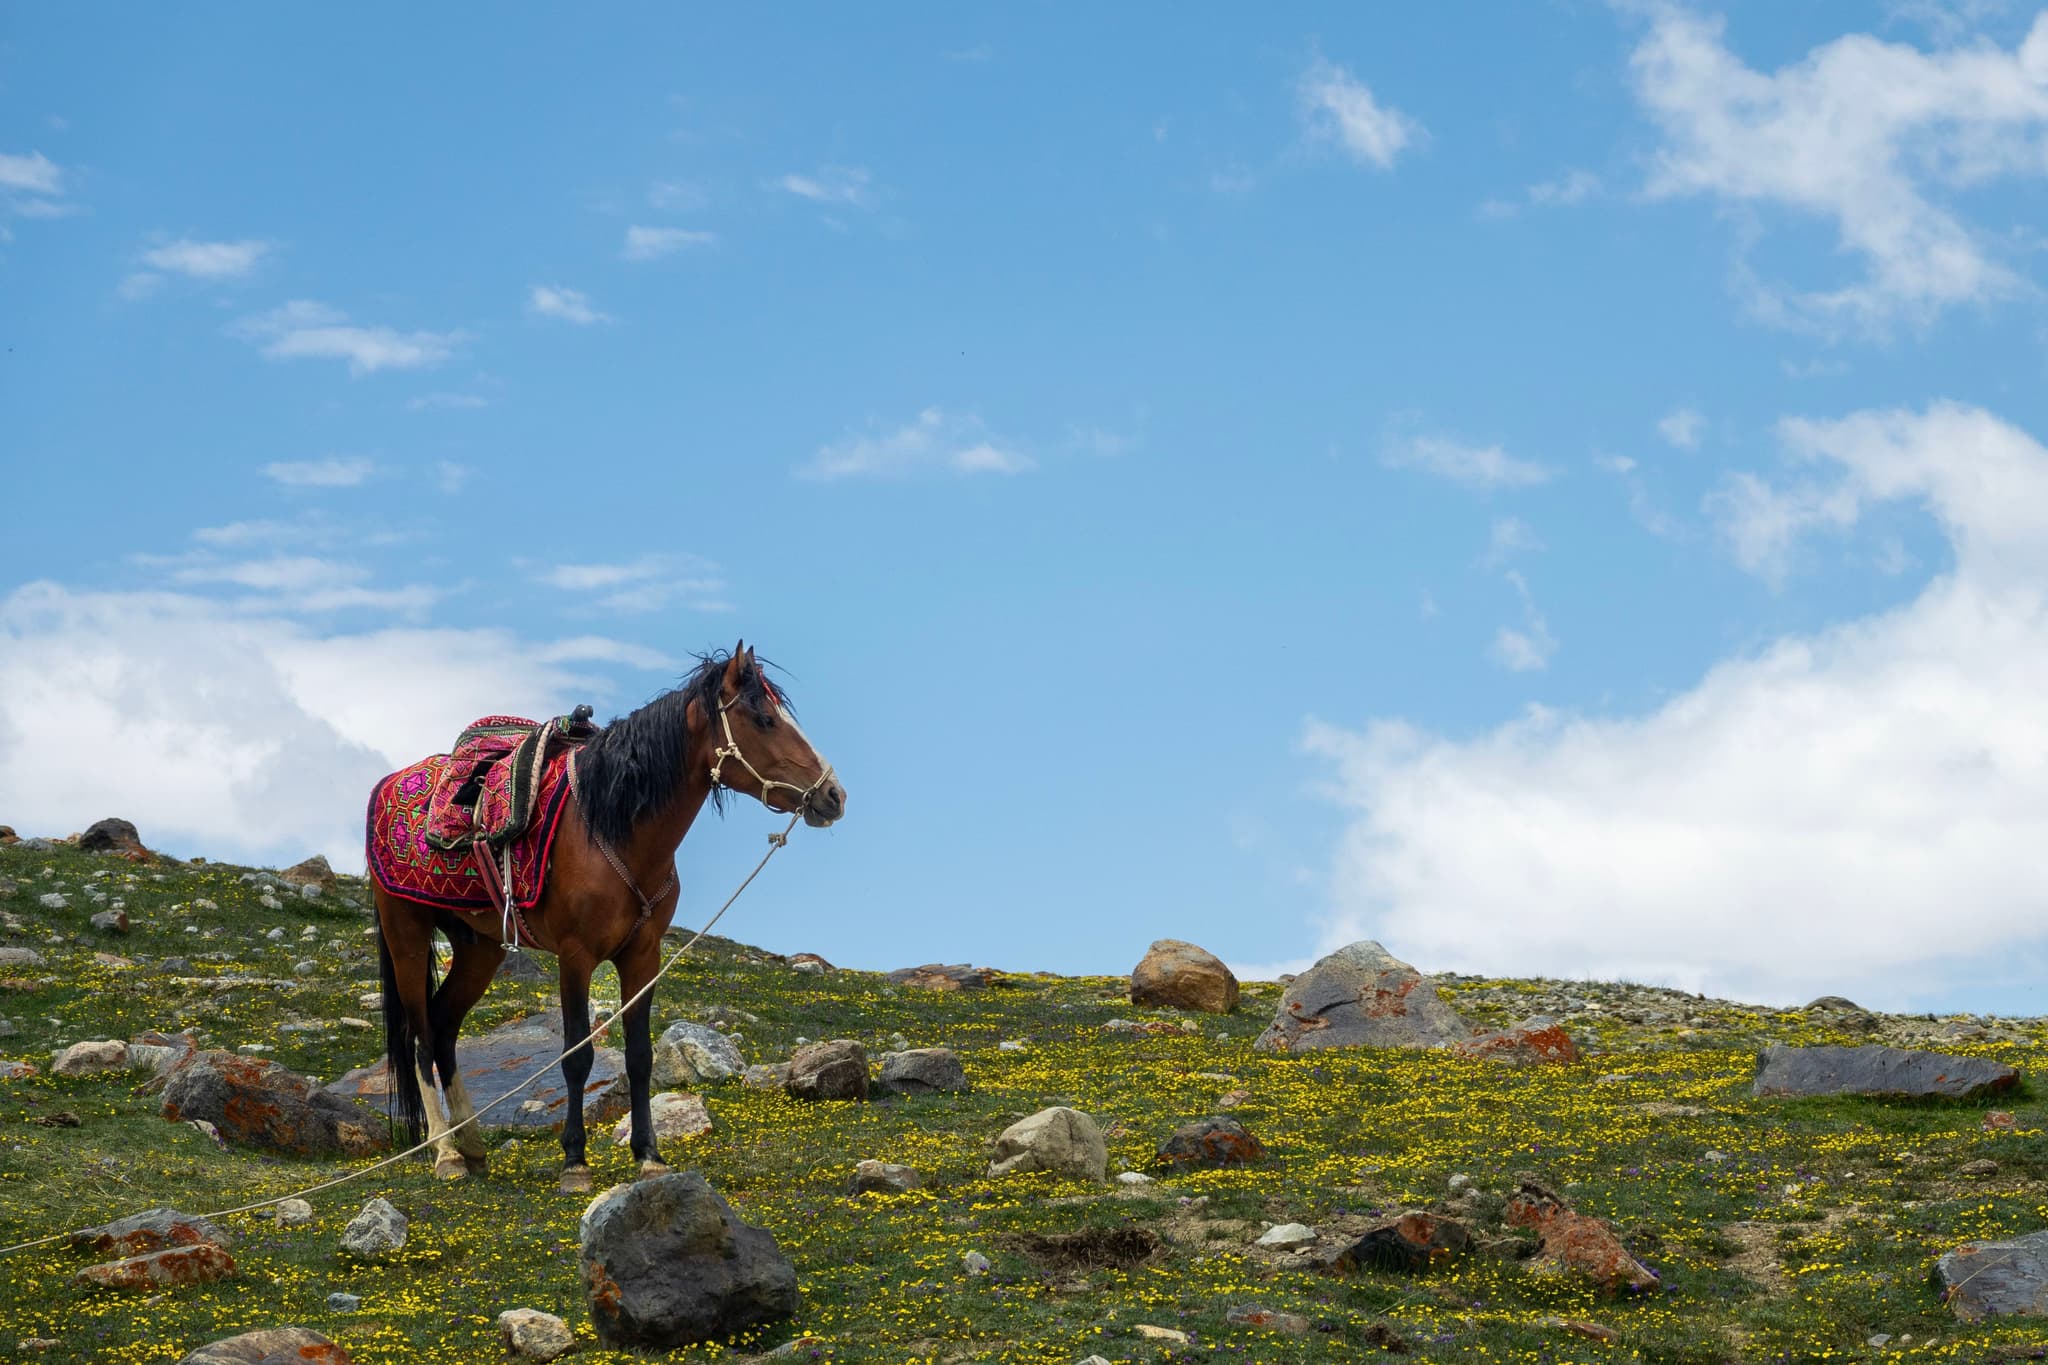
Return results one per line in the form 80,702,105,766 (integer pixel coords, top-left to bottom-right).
1454,1016,1580,1066
579,1171,797,1349
610,1091,713,1146
1505,1179,1657,1292
785,1039,868,1103
1937,1228,2048,1319
161,1053,385,1157
988,1106,1107,1182
887,963,996,992
652,1021,744,1087
72,1208,230,1257
876,1047,969,1096
1155,1117,1265,1170
78,817,151,858
75,1243,235,1291
1752,1044,2018,1100
338,1197,407,1258
277,856,337,891
1129,939,1239,1014
325,1014,628,1130
1252,941,1470,1054
1331,1213,1472,1272
176,1328,351,1364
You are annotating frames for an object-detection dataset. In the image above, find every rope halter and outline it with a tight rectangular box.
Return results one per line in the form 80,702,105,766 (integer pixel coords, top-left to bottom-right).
708,687,838,818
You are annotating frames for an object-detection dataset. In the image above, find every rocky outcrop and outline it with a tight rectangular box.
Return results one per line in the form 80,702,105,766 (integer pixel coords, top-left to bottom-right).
1454,1016,1579,1066
278,855,337,890
988,1106,1107,1182
78,818,152,859
1253,941,1470,1054
161,1053,385,1157
1129,939,1239,1014
579,1172,797,1349
1752,1044,2018,1100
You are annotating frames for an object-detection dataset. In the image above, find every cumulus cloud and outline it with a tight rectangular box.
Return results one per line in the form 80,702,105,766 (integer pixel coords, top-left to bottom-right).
801,408,1035,480
1305,401,2048,1010
233,301,461,375
1382,434,1552,489
1629,7,2048,329
0,150,68,218
527,284,611,325
1298,58,1424,170
621,225,717,261
0,585,650,869
142,238,270,279
262,456,376,488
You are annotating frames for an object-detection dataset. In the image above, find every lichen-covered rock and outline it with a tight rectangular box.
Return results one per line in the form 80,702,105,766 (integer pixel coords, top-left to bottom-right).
74,1242,236,1291
324,1014,627,1132
652,1021,745,1087
886,963,996,992
1937,1228,2048,1319
338,1197,407,1258
989,1106,1107,1182
876,1047,969,1095
1332,1212,1472,1272
785,1039,868,1103
1752,1044,2017,1100
497,1308,576,1361
175,1327,352,1364
162,1052,385,1156
1129,939,1239,1014
579,1171,797,1349
1454,1016,1580,1066
72,1207,231,1256
1156,1117,1265,1170
1252,941,1469,1054
1505,1179,1657,1291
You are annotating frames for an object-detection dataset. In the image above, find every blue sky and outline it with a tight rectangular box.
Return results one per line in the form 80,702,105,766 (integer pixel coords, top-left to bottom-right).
6,4,2048,1013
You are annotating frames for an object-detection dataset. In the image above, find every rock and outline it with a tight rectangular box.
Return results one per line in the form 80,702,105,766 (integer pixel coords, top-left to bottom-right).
876,1047,969,1095
53,1040,129,1076
0,946,47,968
579,1171,797,1350
1961,1158,2000,1177
962,1249,991,1274
90,908,130,934
497,1308,576,1361
175,1328,351,1364
292,960,318,977
1454,1016,1579,1066
742,1063,790,1090
338,1197,407,1257
38,893,67,910
1986,1111,2019,1130
1156,1117,1265,1170
785,1039,869,1102
273,1199,314,1227
72,1208,230,1256
886,963,996,992
325,1014,628,1131
1505,1179,1657,1291
278,855,337,890
496,951,549,982
1227,1305,1311,1336
0,1061,36,1079
1256,1222,1317,1248
1333,1213,1472,1272
78,818,149,858
1135,1325,1189,1345
849,1159,920,1195
1116,1171,1155,1186
327,1292,360,1311
1938,1229,2048,1319
651,1021,744,1087
1251,941,1470,1054
1752,1044,2018,1101
788,952,834,974
988,1106,1107,1182
1129,938,1240,1014
74,1242,235,1290
1806,995,1863,1012
611,1091,713,1146
163,1052,386,1156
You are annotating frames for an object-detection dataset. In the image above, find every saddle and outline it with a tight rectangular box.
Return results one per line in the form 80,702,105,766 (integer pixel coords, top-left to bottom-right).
423,705,599,855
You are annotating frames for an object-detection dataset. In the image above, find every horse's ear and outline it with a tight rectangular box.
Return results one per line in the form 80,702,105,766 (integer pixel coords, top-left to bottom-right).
722,648,747,693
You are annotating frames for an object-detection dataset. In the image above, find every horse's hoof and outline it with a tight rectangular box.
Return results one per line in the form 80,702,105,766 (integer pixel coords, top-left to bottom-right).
638,1159,671,1179
432,1155,468,1181
462,1153,489,1177
559,1166,593,1195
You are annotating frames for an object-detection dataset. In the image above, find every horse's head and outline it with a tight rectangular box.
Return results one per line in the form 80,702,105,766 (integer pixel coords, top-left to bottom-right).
708,643,846,828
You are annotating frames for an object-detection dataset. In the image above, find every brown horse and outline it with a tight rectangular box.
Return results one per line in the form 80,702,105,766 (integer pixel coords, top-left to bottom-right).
368,644,845,1193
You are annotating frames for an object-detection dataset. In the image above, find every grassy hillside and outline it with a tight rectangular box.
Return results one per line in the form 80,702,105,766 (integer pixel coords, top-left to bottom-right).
2,840,2047,1363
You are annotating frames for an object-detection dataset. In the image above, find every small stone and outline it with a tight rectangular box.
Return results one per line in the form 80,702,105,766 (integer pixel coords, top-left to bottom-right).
90,909,129,935
338,1197,407,1257
497,1308,575,1361
785,1039,868,1103
997,1039,1026,1052
1117,1171,1156,1186
1961,1158,1999,1177
1703,1150,1730,1164
273,1199,313,1227
0,1060,36,1080
0,947,47,968
1256,1222,1317,1248
1135,1325,1189,1344
38,894,67,910
1985,1111,2018,1130
327,1292,361,1311
849,1159,919,1195
988,1106,1108,1182
265,928,285,941
292,960,318,977
1867,1333,1892,1347
1335,1212,1473,1272
962,1250,990,1275
1226,1305,1311,1336
610,1091,713,1146
651,1021,745,1087
299,883,322,901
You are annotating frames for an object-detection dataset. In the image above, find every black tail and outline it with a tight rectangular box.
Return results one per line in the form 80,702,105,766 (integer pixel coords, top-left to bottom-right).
377,918,429,1146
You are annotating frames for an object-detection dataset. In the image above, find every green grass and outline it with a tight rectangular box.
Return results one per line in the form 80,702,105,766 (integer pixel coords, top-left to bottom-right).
4,842,2048,1362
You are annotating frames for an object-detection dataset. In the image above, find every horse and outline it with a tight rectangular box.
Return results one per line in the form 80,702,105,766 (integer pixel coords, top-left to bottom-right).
366,643,845,1194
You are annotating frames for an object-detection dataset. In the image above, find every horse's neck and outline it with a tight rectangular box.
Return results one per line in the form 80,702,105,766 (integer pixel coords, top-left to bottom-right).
618,715,714,875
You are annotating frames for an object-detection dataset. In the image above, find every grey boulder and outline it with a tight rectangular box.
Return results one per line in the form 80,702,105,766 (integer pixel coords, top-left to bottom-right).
1937,1229,2048,1319
1252,941,1469,1054
876,1047,969,1096
175,1328,350,1364
785,1039,868,1102
988,1106,1107,1182
338,1197,407,1258
1752,1044,2018,1100
652,1021,744,1087
162,1053,386,1157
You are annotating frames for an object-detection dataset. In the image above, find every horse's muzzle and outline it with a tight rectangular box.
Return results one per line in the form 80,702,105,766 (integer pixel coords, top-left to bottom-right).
803,780,846,827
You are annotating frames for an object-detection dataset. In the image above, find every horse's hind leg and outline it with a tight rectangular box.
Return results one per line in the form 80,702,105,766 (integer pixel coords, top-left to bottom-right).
430,928,505,1176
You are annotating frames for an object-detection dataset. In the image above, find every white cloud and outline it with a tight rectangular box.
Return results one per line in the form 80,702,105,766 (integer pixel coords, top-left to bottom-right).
192,519,310,548
172,555,366,594
233,300,461,375
406,391,489,412
621,225,717,261
0,585,655,870
1629,7,2048,329
646,179,707,213
1528,168,1602,206
436,461,473,495
1305,401,2048,1011
1491,570,1558,672
1483,517,1545,565
141,238,270,280
0,151,62,196
778,166,874,207
527,284,611,325
528,554,731,614
1298,58,1423,170
1383,434,1553,489
1658,406,1706,450
801,408,1036,480
262,456,376,488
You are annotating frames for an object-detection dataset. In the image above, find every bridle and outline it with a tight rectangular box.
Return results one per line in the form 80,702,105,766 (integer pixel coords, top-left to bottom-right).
709,685,838,816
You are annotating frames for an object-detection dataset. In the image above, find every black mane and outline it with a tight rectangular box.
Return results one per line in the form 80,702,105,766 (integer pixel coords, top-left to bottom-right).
574,650,790,848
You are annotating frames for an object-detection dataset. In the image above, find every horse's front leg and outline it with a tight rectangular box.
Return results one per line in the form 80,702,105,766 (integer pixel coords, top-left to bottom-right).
557,953,597,1195
617,934,664,1176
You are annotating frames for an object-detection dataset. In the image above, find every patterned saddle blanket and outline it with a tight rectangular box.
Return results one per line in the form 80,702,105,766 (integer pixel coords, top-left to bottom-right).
365,708,596,912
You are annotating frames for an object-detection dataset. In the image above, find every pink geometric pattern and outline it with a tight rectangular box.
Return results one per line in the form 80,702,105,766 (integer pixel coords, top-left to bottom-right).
366,747,575,910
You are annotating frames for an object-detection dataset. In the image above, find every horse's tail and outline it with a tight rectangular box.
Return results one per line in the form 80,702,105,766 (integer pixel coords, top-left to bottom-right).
376,906,429,1147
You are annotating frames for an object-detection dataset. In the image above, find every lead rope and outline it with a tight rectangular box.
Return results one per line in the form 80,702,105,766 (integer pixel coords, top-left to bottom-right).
0,808,805,1259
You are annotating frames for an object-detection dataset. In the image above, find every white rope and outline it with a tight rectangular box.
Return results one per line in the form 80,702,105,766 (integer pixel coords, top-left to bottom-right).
0,810,804,1259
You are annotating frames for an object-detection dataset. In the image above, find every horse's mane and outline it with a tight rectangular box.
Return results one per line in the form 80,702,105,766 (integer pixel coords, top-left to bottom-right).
575,650,791,848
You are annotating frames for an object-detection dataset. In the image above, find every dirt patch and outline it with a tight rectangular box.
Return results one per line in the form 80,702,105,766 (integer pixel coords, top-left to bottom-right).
1003,1225,1163,1273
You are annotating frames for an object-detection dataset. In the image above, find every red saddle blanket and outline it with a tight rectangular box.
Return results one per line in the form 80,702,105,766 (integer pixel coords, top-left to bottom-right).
366,744,575,911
